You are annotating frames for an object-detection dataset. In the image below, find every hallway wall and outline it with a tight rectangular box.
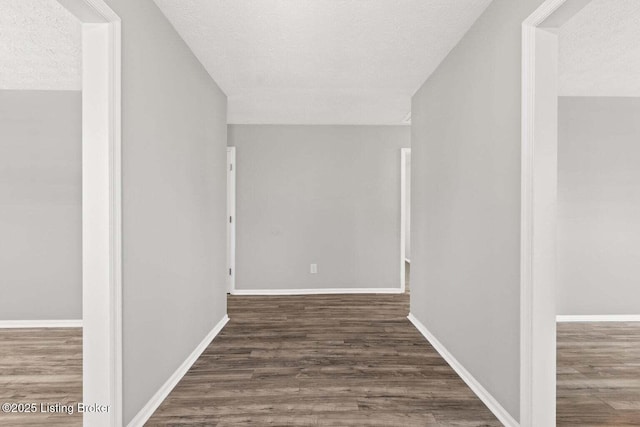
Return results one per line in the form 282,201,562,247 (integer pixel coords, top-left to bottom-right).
0,90,81,321
103,0,228,424
228,125,410,292
410,0,547,422
558,96,640,315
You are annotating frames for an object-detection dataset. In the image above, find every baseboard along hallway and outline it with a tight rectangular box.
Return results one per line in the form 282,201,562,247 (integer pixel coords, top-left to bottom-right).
147,263,502,425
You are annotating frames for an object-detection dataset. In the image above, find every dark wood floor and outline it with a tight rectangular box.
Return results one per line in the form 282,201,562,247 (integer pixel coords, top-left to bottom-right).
557,321,640,426
2,266,638,426
0,327,82,426
148,265,501,426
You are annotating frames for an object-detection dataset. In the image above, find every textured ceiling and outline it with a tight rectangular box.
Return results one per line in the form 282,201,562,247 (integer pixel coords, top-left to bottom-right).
0,0,81,91
153,0,493,124
559,0,640,97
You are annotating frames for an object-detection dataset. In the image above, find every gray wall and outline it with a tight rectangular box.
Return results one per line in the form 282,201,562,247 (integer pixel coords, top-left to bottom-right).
103,0,228,424
0,90,81,321
558,97,640,315
228,125,410,291
410,0,546,421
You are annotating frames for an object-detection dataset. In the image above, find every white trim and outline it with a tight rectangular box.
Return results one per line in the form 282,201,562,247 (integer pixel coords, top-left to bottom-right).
58,0,108,22
557,315,640,323
227,147,236,293
520,20,535,427
58,1,122,426
0,320,83,328
538,0,592,28
107,13,123,427
408,313,519,427
521,2,590,426
126,315,230,427
232,288,403,296
400,148,411,293
405,258,411,264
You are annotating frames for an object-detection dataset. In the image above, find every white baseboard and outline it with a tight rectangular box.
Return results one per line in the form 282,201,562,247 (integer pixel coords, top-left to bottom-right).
127,314,230,427
231,288,403,296
0,319,82,328
407,313,519,427
557,314,640,322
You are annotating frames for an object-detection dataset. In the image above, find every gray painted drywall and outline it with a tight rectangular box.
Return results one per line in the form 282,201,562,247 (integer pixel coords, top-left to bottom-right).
0,90,81,321
558,97,640,315
405,152,411,260
228,125,410,291
410,0,547,421
102,1,228,424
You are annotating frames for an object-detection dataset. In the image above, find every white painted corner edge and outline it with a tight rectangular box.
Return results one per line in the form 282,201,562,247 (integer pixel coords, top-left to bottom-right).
126,314,230,427
231,288,403,296
557,315,640,322
407,313,519,427
0,319,83,328
405,258,411,264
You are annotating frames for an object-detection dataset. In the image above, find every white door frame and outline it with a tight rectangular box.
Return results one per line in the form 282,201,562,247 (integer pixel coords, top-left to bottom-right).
58,1,123,426
227,147,236,293
520,1,591,425
400,148,411,293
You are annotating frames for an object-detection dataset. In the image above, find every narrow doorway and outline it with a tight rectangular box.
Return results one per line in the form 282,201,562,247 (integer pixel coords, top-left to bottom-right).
400,148,411,294
227,146,236,293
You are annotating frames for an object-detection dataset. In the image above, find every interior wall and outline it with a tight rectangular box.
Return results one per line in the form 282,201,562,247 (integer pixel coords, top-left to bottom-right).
0,90,82,321
228,125,410,291
558,96,640,315
102,1,228,424
410,0,547,421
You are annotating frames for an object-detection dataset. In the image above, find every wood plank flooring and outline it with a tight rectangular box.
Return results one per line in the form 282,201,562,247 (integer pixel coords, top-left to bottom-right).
0,327,82,426
2,266,638,426
148,265,501,426
557,321,640,426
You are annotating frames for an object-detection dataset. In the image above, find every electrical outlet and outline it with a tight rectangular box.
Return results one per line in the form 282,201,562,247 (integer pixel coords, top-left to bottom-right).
310,264,318,274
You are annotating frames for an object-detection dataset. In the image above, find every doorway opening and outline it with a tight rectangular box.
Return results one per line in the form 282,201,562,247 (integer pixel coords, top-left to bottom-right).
400,148,411,294
227,146,236,293
0,0,122,425
521,0,640,425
